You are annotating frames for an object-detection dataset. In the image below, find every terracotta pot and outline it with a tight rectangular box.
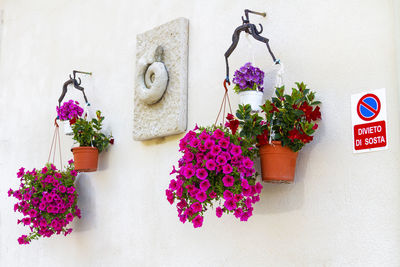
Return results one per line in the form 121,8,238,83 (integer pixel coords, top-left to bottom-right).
71,147,98,172
259,141,298,183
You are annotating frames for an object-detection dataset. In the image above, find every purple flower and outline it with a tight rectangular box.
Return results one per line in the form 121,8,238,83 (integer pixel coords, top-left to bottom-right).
192,215,204,228
222,175,234,187
196,168,208,180
195,191,207,202
205,160,216,171
224,198,236,211
191,202,202,213
216,207,223,218
222,164,233,174
200,180,210,191
232,62,265,92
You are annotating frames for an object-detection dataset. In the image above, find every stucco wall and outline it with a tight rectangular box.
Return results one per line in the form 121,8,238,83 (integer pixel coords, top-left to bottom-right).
0,0,399,266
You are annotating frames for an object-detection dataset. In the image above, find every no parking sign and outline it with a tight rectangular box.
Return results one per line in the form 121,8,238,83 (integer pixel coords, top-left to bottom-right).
351,88,388,153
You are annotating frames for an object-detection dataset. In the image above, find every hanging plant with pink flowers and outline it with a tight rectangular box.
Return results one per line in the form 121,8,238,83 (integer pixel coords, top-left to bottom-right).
166,121,263,228
7,161,81,245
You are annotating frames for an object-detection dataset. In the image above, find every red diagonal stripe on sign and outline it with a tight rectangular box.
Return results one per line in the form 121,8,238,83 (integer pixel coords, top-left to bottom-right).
361,100,378,114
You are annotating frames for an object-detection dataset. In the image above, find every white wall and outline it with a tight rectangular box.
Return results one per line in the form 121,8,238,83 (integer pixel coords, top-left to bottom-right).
0,0,399,266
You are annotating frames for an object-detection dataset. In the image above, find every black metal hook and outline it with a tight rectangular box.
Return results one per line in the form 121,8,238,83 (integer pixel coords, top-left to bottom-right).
224,9,280,83
58,70,92,107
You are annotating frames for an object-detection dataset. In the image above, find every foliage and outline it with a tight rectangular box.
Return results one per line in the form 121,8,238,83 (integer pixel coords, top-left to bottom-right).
166,124,263,228
7,161,80,245
232,62,265,93
71,110,113,153
234,82,321,152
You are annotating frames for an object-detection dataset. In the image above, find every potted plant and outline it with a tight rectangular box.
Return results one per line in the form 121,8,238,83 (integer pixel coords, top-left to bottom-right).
56,100,84,135
70,110,113,172
232,62,265,112
166,123,263,228
7,161,81,245
235,82,321,183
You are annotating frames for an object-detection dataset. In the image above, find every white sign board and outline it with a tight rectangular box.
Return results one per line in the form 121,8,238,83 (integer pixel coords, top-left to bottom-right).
350,88,388,153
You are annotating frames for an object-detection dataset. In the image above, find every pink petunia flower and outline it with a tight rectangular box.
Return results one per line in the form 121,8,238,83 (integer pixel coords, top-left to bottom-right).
196,168,208,180
195,191,207,203
192,215,204,228
222,175,234,187
216,207,223,218
199,180,210,191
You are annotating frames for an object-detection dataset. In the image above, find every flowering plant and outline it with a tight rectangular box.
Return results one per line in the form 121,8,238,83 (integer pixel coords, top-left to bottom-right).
235,82,321,152
71,110,114,153
166,125,263,228
56,100,84,121
7,161,80,245
232,62,265,93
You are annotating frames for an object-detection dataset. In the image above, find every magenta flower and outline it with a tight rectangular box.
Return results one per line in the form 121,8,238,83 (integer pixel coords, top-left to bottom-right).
41,167,48,174
243,158,254,169
210,145,222,156
209,191,217,199
183,167,195,178
196,168,208,180
230,145,242,156
224,198,236,211
205,160,216,171
198,131,210,141
58,185,66,193
66,213,74,222
166,189,174,204
195,191,207,202
234,194,243,202
204,139,214,149
223,190,233,199
70,170,78,177
255,182,263,193
68,159,74,165
28,209,38,217
216,155,227,165
216,207,223,218
212,128,225,139
222,175,234,187
234,208,243,218
189,138,200,148
192,215,204,228
218,138,230,149
200,180,210,191
18,235,29,245
241,179,250,189
222,164,233,174
17,168,25,178
66,187,75,194
191,202,202,213
7,189,13,197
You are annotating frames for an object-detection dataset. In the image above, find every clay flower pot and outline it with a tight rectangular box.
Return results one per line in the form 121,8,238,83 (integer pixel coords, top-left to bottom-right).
238,91,263,112
259,141,298,183
71,147,98,172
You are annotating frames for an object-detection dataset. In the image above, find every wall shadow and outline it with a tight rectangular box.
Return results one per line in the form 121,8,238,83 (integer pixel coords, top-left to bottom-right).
74,173,96,232
255,148,309,214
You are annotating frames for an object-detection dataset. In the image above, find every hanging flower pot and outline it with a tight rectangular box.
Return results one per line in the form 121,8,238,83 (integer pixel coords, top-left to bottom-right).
232,82,322,184
232,62,265,112
259,141,298,183
71,147,99,172
238,91,263,112
62,121,73,135
56,100,84,136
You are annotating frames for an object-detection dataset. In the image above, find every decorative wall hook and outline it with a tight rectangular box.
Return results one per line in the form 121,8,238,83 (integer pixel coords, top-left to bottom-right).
224,9,280,83
58,70,92,107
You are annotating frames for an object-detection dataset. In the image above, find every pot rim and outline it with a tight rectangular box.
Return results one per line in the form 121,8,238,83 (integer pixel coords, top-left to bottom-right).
71,146,99,152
